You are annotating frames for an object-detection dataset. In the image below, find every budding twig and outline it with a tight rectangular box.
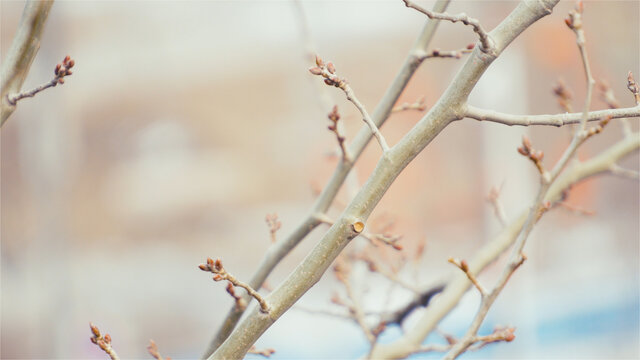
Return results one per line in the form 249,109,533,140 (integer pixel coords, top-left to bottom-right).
402,0,493,53
447,258,486,296
627,72,640,105
486,185,508,227
517,135,549,182
7,55,75,105
265,213,281,243
552,79,573,113
248,346,276,358
392,95,428,113
199,258,270,313
309,56,390,153
418,44,475,61
598,81,632,138
89,323,120,360
327,105,351,161
147,340,171,360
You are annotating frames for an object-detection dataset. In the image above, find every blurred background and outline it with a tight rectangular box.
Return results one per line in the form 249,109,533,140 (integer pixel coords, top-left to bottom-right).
1,1,638,359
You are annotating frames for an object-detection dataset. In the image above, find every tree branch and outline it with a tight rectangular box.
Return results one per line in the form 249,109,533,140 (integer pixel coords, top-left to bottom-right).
464,103,640,127
371,132,639,359
201,1,452,355
209,1,560,358
1,0,54,126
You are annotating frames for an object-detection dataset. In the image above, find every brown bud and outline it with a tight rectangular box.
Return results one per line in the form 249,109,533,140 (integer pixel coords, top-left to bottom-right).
213,274,223,281
55,64,61,75
68,59,75,68
460,260,469,272
198,264,207,271
58,78,65,84
564,17,573,28
207,257,214,267
64,55,71,63
315,54,324,67
309,67,322,75
67,70,73,76
324,79,334,86
517,147,528,156
327,62,335,74
432,49,440,56
214,258,222,269
104,334,111,344
90,323,101,337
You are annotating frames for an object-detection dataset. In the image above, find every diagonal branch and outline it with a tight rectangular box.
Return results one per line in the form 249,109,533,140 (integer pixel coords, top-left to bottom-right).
1,0,54,126
210,1,562,358
201,2,452,355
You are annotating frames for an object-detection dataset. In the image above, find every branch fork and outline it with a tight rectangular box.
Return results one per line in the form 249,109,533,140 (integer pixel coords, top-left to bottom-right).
7,55,75,106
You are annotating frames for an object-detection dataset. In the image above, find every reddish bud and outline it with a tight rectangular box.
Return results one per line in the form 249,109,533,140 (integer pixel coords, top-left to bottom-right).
104,334,111,344
58,78,65,84
327,62,335,74
64,55,71,63
90,323,100,337
460,260,469,272
517,147,527,156
564,17,573,28
207,258,214,267
309,67,322,75
432,49,440,56
315,54,324,67
466,43,475,50
198,264,207,271
324,79,334,86
213,274,223,281
68,59,75,68
67,70,73,76
55,64,61,75
214,258,222,269
392,243,403,251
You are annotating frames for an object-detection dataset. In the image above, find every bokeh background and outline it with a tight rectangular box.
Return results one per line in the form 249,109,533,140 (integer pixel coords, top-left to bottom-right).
1,1,638,359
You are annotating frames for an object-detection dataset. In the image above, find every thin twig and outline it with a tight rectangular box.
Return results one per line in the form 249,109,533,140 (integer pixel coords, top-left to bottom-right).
392,95,428,113
310,56,390,153
609,164,640,180
265,213,281,243
402,0,494,53
486,185,508,227
464,104,640,127
199,258,271,313
147,340,171,360
327,105,352,161
247,346,275,358
89,323,120,360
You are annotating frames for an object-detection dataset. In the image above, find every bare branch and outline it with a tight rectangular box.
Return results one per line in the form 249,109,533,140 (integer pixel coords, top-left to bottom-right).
89,323,120,360
247,346,275,358
264,213,281,244
199,258,270,314
609,164,640,180
310,56,390,153
447,258,486,296
464,103,640,127
628,72,640,105
1,0,54,126
486,185,508,227
327,106,351,161
392,95,428,113
201,3,452,353
147,340,171,360
402,0,494,53
7,55,75,105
